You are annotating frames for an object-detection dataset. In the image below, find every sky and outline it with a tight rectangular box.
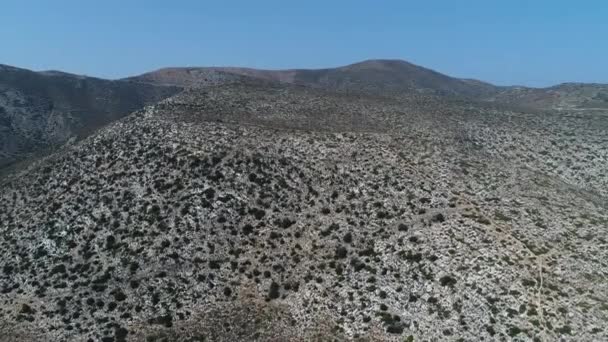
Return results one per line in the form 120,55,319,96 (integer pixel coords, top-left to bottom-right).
1,0,607,87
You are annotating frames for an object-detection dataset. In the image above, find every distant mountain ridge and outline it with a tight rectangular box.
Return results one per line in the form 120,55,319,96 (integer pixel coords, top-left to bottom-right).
126,59,500,98
127,59,608,110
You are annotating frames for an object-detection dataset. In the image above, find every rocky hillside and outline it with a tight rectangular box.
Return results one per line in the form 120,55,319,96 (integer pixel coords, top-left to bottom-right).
0,64,182,168
0,82,606,341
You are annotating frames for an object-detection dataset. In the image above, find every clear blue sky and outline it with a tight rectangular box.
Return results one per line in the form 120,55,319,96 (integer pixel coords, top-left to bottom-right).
2,0,607,87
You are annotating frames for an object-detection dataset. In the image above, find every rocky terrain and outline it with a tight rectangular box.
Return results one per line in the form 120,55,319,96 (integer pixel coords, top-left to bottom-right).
0,64,181,168
0,79,607,341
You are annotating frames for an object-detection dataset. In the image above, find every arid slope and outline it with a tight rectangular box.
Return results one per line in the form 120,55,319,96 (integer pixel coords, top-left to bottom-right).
0,83,606,341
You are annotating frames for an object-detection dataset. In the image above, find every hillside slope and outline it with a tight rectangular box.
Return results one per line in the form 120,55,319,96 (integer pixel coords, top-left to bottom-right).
0,64,182,168
1,83,606,341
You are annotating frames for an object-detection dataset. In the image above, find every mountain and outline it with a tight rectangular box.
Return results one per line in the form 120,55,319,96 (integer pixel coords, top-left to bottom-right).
128,59,608,110
1,80,606,341
126,59,501,98
0,64,182,168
